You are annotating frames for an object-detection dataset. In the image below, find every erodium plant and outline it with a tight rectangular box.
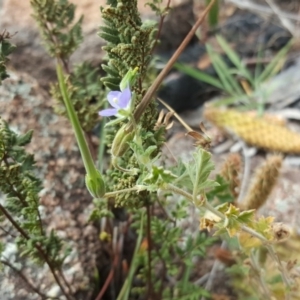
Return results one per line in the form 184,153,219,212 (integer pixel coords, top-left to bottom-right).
0,1,298,299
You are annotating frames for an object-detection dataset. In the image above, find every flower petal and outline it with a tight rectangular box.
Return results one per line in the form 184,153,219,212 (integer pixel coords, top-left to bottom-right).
107,91,122,108
118,87,131,109
99,108,118,117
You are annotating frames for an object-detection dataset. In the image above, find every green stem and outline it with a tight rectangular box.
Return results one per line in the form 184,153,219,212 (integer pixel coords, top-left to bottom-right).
98,107,107,173
104,187,144,198
249,250,272,298
117,212,145,300
165,183,292,290
57,63,105,198
166,183,267,240
56,63,97,178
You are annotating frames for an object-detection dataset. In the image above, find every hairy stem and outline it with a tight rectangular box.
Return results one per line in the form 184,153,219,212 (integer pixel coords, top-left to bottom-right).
249,251,272,298
165,183,292,291
104,187,144,198
150,0,171,55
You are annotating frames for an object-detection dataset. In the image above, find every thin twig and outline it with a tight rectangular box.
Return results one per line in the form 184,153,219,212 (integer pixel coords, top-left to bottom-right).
225,0,300,22
201,240,227,300
0,226,17,238
3,156,44,235
58,268,75,295
194,273,210,286
157,198,176,225
150,0,171,55
104,186,143,198
265,245,292,290
43,22,70,74
0,204,73,300
237,141,252,203
165,183,293,293
264,0,296,36
249,251,272,298
166,184,266,242
132,0,216,125
157,98,193,132
1,258,55,299
95,236,122,300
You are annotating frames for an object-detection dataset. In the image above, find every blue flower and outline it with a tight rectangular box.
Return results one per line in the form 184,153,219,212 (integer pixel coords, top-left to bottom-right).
99,87,132,117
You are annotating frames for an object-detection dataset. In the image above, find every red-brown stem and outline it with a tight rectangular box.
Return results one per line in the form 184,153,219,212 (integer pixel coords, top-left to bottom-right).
132,0,216,125
95,237,121,300
150,0,171,55
58,268,75,295
0,225,17,237
0,204,73,300
42,21,70,74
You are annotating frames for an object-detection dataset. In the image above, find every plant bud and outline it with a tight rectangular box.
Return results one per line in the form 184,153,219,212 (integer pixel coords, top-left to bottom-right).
119,67,139,91
111,124,135,157
85,169,106,198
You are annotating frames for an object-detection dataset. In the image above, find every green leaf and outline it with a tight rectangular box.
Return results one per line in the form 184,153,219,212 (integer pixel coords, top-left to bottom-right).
171,159,193,191
187,148,217,198
144,165,177,185
206,45,237,96
100,32,121,44
174,62,224,89
206,175,234,203
253,216,274,240
213,94,250,107
0,40,16,57
257,39,293,83
16,130,33,146
130,139,158,167
216,202,229,214
31,0,83,58
216,35,254,85
224,203,240,217
236,209,255,225
206,0,219,27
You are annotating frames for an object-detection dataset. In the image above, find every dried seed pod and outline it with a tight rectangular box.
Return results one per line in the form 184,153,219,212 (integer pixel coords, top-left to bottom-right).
186,123,211,150
204,106,300,153
271,222,291,243
85,169,106,198
154,110,174,131
242,155,282,210
220,153,242,199
111,124,135,158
